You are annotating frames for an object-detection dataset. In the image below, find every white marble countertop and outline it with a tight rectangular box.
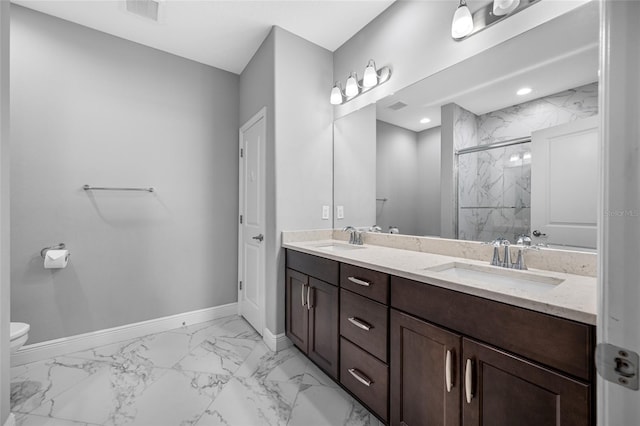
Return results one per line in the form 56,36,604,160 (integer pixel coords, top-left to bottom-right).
282,239,597,325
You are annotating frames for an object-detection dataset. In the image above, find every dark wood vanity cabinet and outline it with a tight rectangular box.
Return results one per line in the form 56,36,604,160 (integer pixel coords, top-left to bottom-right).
285,249,595,426
390,275,594,426
285,250,339,379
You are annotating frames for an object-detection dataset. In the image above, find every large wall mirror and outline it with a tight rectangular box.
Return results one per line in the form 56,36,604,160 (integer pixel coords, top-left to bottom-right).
333,1,599,250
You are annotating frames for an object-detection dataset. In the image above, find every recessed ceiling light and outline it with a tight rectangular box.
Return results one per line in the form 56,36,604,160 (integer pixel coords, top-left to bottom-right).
420,117,431,124
516,87,532,96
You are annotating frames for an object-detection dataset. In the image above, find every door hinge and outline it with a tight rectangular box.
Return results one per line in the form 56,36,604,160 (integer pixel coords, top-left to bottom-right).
240,215,243,224
239,281,243,290
596,343,639,390
240,148,244,158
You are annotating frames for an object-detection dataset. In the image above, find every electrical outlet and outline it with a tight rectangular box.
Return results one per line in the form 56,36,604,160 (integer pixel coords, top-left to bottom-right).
322,205,330,220
337,205,344,219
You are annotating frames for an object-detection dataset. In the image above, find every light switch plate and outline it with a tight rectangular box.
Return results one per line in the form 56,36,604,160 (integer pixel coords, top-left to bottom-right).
337,205,344,219
322,205,330,220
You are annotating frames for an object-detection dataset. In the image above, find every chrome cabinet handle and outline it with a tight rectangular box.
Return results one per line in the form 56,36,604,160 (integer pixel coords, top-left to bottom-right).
347,317,372,331
307,286,313,310
465,358,474,403
347,276,371,287
445,350,453,393
348,368,372,387
301,284,307,307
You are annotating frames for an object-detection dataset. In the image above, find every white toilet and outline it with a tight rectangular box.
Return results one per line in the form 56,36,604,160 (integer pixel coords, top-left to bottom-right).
10,322,30,355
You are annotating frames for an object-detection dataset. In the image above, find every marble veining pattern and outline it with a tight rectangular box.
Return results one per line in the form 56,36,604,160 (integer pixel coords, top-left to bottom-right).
11,315,382,426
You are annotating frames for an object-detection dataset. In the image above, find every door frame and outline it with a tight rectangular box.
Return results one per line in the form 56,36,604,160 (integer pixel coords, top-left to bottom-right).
237,107,267,336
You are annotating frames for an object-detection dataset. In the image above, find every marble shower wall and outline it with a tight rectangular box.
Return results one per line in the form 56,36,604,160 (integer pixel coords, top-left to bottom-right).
457,82,598,242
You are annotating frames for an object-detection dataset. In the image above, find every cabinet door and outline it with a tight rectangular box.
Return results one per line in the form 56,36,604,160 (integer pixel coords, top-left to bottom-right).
462,338,591,426
286,268,309,353
308,277,339,379
390,310,461,426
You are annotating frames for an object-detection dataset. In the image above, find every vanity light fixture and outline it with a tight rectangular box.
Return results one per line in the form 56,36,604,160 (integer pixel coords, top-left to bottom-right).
330,82,344,105
493,0,520,16
451,0,474,40
330,60,392,105
345,72,360,97
517,87,532,96
420,117,432,124
452,0,540,41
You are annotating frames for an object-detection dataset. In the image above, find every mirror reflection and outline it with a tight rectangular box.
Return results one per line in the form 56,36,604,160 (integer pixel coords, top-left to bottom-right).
333,2,599,250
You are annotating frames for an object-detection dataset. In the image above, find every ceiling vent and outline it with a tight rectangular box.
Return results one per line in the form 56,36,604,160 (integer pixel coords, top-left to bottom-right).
126,0,162,22
387,101,408,111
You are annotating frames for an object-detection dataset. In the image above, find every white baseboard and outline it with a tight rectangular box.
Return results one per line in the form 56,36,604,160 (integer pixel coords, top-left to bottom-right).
3,413,15,426
12,303,238,366
262,327,292,352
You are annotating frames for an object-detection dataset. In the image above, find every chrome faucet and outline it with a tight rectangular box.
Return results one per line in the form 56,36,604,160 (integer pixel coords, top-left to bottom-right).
511,245,540,270
501,239,511,268
342,226,363,245
484,237,508,267
342,226,357,244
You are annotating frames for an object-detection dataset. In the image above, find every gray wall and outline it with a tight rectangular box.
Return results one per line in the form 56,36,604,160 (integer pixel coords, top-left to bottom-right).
239,26,333,335
334,105,376,228
11,6,240,344
417,127,441,236
375,121,441,237
272,27,333,334
0,0,9,421
376,121,418,234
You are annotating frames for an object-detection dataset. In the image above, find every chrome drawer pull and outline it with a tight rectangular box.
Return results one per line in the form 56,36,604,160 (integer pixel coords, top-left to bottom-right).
301,284,307,307
348,368,372,387
348,317,372,331
465,358,474,403
445,349,453,392
347,276,371,287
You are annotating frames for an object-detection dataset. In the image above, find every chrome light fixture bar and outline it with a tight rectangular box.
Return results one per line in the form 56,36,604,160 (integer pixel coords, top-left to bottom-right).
330,59,391,105
452,0,541,41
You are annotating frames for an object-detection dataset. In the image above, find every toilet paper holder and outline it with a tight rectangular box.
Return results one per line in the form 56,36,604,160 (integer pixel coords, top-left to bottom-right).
41,243,66,259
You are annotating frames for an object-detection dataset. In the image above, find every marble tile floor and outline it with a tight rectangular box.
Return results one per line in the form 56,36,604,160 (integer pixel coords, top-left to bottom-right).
10,315,383,426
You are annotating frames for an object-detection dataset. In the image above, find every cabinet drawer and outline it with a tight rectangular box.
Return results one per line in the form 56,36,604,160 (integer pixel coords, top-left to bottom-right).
287,249,339,286
340,263,389,303
340,337,389,422
391,276,594,381
340,289,388,362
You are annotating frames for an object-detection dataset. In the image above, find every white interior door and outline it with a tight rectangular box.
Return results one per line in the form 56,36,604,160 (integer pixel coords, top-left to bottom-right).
531,115,599,249
238,108,266,335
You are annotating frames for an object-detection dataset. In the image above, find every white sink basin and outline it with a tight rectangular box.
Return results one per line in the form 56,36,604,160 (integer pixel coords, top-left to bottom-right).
426,262,564,292
312,242,366,252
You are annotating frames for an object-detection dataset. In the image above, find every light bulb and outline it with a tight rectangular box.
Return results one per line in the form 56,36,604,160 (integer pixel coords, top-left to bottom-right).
493,0,520,16
330,83,343,105
516,87,532,96
345,72,359,97
363,60,378,88
451,0,474,39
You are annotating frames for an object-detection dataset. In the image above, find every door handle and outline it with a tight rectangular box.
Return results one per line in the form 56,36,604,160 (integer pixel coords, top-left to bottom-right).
445,349,454,392
465,358,474,403
532,230,547,237
252,234,264,242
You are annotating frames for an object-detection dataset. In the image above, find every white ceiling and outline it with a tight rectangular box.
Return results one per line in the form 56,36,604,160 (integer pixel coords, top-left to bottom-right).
13,0,396,74
376,1,599,132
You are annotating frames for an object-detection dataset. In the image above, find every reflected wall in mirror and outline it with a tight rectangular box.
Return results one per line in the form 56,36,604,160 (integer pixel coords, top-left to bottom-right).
332,1,600,250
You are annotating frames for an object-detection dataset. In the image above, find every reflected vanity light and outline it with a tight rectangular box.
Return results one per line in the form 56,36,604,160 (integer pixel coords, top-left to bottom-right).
452,0,540,41
517,87,532,96
451,0,474,40
330,59,392,105
493,0,520,16
420,117,432,124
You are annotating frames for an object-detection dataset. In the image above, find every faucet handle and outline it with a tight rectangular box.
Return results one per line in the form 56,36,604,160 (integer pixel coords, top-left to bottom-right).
368,225,382,233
